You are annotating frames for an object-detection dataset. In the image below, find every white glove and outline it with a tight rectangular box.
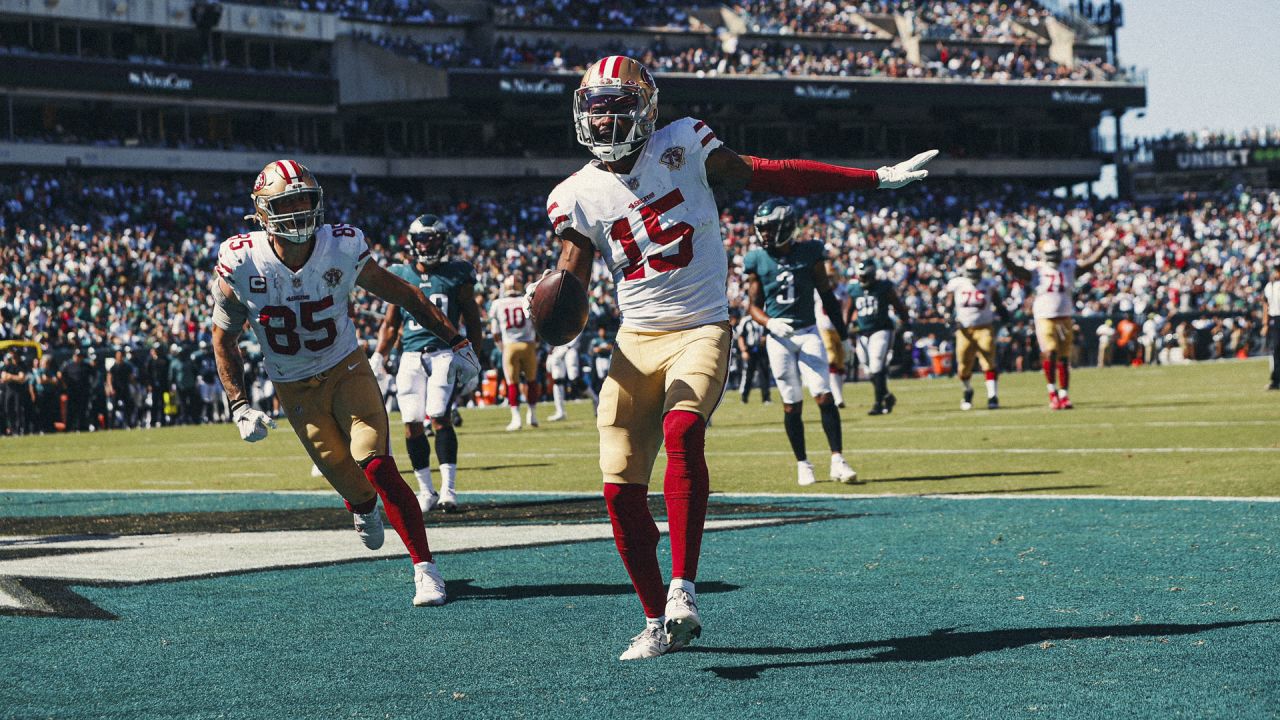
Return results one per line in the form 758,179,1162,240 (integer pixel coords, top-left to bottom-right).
370,352,388,382
523,269,553,315
448,339,482,391
232,401,276,443
877,149,939,189
765,317,795,339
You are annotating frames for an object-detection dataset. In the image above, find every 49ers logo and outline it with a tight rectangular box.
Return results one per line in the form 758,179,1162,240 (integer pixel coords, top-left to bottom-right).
253,171,268,193
660,146,686,171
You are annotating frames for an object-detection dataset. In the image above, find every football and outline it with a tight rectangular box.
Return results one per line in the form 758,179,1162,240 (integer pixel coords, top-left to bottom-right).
529,269,589,346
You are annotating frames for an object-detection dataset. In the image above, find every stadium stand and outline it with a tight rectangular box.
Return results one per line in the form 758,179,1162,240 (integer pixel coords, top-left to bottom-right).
1,165,1272,436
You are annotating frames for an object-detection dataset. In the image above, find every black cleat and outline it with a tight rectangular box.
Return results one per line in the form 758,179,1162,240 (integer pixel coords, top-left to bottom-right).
987,395,1000,410
451,408,464,427
868,403,884,416
883,393,897,414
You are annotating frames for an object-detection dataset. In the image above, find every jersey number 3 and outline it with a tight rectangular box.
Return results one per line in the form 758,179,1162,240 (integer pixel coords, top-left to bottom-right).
610,189,695,282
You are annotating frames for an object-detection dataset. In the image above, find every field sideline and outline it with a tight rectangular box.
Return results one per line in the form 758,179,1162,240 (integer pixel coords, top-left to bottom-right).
3,359,1277,498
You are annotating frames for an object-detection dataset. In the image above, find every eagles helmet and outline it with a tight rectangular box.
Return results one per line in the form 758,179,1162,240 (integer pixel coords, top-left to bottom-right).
856,258,878,283
1039,239,1063,265
963,255,984,281
753,198,797,256
574,55,659,163
407,214,451,266
248,160,323,244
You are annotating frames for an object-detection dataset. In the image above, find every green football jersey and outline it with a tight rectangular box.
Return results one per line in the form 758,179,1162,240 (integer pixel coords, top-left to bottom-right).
743,241,824,329
847,279,897,334
389,260,475,352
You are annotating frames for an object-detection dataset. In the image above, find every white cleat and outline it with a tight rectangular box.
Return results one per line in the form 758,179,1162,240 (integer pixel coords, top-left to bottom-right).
547,411,567,422
352,504,384,550
664,589,702,651
419,491,439,514
438,488,458,513
619,623,670,661
505,417,522,432
412,561,447,606
830,456,860,484
960,400,973,411
526,409,539,427
797,460,817,486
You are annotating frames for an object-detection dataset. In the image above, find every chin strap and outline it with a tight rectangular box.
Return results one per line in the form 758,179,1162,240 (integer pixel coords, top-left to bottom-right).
745,156,879,196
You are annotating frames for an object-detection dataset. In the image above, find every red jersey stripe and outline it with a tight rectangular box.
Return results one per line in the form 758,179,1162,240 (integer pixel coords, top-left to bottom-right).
700,132,717,147
692,120,706,132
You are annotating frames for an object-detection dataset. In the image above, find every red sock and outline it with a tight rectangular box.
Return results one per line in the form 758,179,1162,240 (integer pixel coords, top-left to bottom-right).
506,383,520,408
603,482,665,618
985,370,997,382
1042,358,1055,385
663,410,709,582
1057,361,1070,390
364,455,432,564
344,496,376,514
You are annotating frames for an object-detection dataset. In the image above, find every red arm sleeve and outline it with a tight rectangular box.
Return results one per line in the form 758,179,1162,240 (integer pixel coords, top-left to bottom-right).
744,156,879,196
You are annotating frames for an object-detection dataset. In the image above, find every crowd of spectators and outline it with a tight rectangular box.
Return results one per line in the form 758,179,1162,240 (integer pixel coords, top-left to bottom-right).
1132,126,1280,152
441,34,1125,81
352,30,480,68
1,170,1274,436
236,0,472,25
737,0,1052,40
492,0,702,30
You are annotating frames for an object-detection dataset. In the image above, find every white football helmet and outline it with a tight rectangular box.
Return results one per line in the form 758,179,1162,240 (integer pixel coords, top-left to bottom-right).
573,55,659,163
249,160,323,244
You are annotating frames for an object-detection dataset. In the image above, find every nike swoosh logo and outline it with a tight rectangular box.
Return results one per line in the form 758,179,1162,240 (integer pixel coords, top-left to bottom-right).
348,362,360,371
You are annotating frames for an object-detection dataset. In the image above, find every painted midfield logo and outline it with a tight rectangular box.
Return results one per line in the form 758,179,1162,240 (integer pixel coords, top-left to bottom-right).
0,500,837,619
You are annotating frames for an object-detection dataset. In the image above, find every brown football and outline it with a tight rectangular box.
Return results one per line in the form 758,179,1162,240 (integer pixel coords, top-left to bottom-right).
529,269,589,346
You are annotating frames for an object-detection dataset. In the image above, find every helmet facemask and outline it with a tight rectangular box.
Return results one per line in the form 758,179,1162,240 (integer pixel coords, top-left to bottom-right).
574,85,657,163
255,187,323,244
857,260,877,283
964,256,984,282
753,200,796,257
408,215,450,266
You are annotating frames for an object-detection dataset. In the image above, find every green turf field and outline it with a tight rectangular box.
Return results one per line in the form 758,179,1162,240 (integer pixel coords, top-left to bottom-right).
2,360,1277,497
2,360,1278,719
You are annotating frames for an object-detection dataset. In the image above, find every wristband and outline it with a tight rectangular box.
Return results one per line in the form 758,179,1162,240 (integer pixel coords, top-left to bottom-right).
230,399,248,413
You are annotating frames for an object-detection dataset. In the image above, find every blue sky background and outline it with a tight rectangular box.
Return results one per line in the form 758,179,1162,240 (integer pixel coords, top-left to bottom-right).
1118,0,1280,139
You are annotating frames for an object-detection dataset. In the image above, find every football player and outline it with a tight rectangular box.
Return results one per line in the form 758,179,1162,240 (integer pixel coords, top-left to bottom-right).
371,215,483,514
816,259,850,408
743,198,859,487
943,255,1004,410
546,329,592,421
847,259,909,415
1002,235,1110,409
542,55,934,660
490,274,541,431
210,161,481,606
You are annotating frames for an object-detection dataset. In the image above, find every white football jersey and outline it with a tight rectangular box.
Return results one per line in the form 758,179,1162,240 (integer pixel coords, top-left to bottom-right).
547,117,728,332
945,276,999,328
490,295,536,343
1030,258,1077,320
814,283,848,331
215,224,370,382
